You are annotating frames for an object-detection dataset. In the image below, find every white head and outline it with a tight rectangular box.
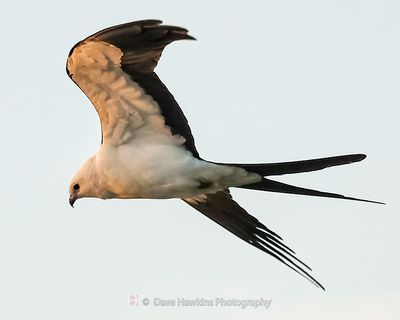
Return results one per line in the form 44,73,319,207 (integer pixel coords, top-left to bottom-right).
69,156,101,207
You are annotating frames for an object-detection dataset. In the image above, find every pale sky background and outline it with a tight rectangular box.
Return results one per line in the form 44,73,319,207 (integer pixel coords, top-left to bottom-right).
0,0,399,319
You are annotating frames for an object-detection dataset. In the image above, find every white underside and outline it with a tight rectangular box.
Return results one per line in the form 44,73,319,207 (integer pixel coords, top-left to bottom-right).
95,140,260,199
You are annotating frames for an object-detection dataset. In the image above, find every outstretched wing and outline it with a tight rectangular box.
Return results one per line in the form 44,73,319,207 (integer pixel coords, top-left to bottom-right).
66,20,199,158
183,190,325,290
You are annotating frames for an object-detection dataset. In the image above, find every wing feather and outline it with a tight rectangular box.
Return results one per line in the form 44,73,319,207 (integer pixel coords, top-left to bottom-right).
183,190,325,290
66,20,199,156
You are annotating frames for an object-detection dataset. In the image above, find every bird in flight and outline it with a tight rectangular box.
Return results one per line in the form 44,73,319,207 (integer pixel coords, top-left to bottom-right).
67,20,381,290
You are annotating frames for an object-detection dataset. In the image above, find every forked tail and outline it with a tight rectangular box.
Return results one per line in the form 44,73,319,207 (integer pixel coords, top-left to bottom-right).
215,154,383,204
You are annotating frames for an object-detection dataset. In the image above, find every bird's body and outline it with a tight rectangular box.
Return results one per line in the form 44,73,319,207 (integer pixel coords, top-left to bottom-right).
67,20,381,290
80,144,259,200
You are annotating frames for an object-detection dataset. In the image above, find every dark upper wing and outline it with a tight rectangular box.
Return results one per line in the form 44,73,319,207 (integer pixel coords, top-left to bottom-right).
183,190,325,289
67,20,199,157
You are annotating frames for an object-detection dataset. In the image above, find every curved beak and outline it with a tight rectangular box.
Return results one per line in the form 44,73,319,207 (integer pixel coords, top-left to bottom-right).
69,195,77,208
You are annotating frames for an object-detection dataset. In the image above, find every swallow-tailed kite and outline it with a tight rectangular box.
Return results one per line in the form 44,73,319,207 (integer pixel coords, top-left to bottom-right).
67,20,381,290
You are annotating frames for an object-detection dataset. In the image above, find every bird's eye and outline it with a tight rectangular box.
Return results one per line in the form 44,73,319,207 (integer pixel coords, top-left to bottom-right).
73,183,80,190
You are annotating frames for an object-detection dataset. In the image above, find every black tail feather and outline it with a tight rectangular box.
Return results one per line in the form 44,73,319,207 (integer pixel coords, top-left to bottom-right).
239,178,384,204
216,154,366,176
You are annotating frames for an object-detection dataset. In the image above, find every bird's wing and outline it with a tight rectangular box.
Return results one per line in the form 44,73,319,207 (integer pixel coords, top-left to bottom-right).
66,20,199,158
183,190,325,290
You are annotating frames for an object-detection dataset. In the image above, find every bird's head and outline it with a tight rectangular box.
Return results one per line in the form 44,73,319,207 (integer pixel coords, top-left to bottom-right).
69,156,99,207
